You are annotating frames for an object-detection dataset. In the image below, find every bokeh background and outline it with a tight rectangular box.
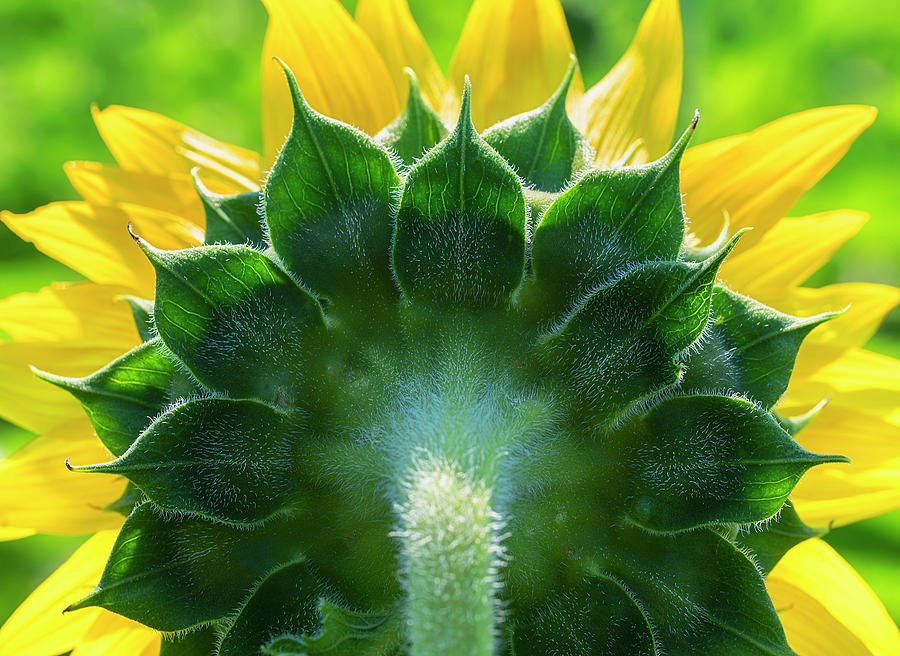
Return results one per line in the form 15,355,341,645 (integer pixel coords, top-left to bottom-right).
1,0,898,627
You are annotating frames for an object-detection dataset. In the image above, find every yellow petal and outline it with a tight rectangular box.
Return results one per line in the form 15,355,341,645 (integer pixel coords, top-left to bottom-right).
355,0,448,113
70,613,159,656
0,418,126,538
791,405,900,526
0,282,138,345
92,105,259,193
2,202,202,298
0,530,116,656
721,211,868,301
0,342,131,434
449,0,584,130
65,161,204,229
784,283,900,376
682,105,877,246
577,0,682,166
261,0,399,158
782,348,900,424
768,539,900,655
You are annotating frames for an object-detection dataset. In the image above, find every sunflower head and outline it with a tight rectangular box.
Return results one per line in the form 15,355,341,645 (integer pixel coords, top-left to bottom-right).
1,1,899,655
31,46,852,654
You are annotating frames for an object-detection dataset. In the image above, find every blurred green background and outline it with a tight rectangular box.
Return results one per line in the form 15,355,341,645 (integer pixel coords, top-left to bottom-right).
0,0,898,630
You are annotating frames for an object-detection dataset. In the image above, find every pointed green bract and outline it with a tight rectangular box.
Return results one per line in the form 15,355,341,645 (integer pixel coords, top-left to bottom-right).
121,295,154,341
682,285,838,407
737,500,827,575
511,575,657,656
70,503,304,632
36,337,175,455
530,116,696,316
74,398,306,524
265,63,400,308
393,80,527,308
597,526,794,655
219,560,321,656
194,174,266,249
540,242,735,423
46,67,851,656
140,240,324,403
625,395,849,532
483,59,589,193
376,69,449,167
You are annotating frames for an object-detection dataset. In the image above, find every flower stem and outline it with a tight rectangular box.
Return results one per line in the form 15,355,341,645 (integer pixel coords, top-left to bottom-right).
399,458,501,656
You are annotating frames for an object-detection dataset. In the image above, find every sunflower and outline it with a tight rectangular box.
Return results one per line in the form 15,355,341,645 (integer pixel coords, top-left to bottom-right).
0,0,898,653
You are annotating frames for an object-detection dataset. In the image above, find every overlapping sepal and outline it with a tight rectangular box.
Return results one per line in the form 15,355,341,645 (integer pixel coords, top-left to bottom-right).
483,59,590,193
41,63,853,656
392,79,527,308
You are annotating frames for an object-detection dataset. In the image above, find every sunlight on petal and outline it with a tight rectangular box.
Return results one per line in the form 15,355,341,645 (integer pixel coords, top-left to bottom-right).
355,0,448,114
682,105,876,247
578,0,682,166
2,202,202,298
0,530,117,656
70,612,160,656
792,405,900,526
0,282,138,345
0,342,133,434
450,0,583,130
261,0,398,159
92,105,259,193
768,539,900,655
721,211,868,300
0,418,126,539
782,348,900,425
65,161,205,229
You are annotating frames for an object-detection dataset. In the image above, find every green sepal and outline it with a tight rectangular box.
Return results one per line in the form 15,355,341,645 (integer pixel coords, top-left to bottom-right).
193,172,266,249
137,238,325,404
73,398,306,525
483,58,589,193
776,398,829,436
510,575,657,655
392,79,527,308
624,394,849,532
375,69,449,167
530,115,697,316
540,240,736,424
680,215,730,263
682,285,839,407
34,337,175,456
264,61,401,306
121,295,154,342
597,525,794,655
262,600,403,656
219,560,321,656
103,481,144,517
737,500,827,575
68,503,304,632
160,625,220,656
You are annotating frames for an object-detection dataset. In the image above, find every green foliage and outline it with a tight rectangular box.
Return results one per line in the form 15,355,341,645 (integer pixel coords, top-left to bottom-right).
528,117,694,316
35,337,176,455
737,500,828,575
195,178,266,249
376,70,448,167
682,286,840,407
483,59,589,192
393,81,527,308
45,66,847,655
265,63,400,309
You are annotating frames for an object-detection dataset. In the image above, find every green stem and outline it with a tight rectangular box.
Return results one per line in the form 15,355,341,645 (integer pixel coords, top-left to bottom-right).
399,458,501,656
